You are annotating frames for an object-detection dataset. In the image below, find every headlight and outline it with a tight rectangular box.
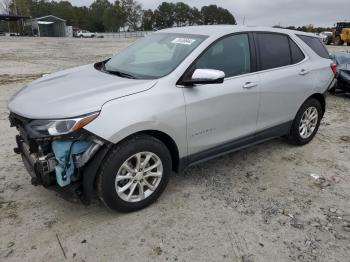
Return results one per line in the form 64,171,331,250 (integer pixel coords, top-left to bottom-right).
28,112,99,137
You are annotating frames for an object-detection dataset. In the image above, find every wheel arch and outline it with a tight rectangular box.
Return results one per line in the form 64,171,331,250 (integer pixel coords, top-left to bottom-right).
130,130,180,173
308,93,326,116
82,129,181,205
106,129,181,173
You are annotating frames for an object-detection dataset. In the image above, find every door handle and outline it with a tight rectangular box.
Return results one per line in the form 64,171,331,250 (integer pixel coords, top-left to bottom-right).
243,82,258,89
299,69,310,75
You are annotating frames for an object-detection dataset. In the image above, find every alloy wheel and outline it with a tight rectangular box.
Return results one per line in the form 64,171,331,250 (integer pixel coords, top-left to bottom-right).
299,106,318,139
115,152,163,203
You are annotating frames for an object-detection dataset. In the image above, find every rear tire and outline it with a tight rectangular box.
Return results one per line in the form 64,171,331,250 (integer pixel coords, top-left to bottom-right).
288,98,322,145
97,134,172,212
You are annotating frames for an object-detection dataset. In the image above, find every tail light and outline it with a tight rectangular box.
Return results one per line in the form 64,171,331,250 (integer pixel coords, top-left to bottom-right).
330,63,337,74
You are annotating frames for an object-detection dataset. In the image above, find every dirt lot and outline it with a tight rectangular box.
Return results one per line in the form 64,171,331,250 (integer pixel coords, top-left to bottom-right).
0,37,350,262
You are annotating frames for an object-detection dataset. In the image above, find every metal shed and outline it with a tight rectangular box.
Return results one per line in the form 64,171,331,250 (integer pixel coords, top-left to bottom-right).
32,15,66,37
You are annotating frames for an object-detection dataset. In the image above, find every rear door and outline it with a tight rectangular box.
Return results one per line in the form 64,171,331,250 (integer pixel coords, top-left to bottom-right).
255,32,315,132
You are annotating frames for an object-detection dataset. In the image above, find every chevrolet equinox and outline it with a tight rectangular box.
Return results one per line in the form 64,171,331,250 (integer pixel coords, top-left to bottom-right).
8,26,336,212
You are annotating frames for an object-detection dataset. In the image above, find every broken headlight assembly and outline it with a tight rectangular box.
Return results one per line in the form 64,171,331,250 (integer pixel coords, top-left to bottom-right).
27,112,99,137
10,111,104,190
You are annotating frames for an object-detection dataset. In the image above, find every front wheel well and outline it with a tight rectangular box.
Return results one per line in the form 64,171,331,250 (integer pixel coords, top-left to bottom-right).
140,130,180,173
118,130,180,173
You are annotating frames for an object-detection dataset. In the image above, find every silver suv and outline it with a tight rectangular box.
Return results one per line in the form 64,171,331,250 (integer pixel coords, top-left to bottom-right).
8,26,335,212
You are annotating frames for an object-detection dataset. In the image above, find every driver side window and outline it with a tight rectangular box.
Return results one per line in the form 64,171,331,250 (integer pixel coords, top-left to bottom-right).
195,34,251,78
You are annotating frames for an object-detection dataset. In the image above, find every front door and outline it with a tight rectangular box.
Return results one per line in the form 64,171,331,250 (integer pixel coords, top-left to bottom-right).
182,33,260,159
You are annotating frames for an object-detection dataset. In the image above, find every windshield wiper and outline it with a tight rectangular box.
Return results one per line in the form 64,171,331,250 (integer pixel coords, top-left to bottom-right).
107,70,137,79
103,64,137,79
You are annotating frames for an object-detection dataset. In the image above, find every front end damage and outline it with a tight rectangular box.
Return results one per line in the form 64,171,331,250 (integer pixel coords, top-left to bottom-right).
9,113,111,204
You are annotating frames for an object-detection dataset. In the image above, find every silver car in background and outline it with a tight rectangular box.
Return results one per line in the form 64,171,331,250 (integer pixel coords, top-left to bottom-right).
8,26,335,212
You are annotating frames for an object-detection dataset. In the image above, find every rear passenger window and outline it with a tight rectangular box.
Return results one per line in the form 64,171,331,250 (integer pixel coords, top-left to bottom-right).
297,35,330,59
289,39,305,63
257,33,292,70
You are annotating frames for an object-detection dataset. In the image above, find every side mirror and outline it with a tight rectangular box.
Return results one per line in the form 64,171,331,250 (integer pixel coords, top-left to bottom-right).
182,69,225,86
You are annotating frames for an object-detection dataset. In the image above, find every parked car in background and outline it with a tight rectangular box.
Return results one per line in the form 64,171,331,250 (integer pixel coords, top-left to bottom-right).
8,26,335,212
330,52,350,93
76,30,96,38
319,31,333,44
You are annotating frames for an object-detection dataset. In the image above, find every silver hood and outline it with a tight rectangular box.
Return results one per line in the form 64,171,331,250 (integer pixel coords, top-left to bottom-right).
8,64,157,119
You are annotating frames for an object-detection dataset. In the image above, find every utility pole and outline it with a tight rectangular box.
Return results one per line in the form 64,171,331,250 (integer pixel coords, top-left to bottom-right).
243,16,246,25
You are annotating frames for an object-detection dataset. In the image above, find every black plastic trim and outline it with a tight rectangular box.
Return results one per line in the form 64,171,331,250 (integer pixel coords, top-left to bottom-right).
81,145,111,205
178,121,292,171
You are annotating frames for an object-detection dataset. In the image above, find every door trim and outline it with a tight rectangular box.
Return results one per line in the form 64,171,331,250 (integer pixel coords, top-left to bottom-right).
178,121,292,172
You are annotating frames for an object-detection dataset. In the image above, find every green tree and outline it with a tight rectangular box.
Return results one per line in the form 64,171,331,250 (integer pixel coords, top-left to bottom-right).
72,6,89,29
120,0,142,30
3,0,237,33
142,9,154,31
201,5,235,25
189,7,202,25
10,0,31,16
88,0,111,31
153,2,175,29
51,1,75,25
173,2,191,26
103,4,124,32
29,0,53,18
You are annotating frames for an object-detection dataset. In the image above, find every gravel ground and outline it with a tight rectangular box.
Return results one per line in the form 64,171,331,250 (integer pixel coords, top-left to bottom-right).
0,37,350,262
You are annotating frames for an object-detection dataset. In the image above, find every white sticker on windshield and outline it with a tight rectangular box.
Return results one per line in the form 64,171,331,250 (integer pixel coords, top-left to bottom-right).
171,38,196,45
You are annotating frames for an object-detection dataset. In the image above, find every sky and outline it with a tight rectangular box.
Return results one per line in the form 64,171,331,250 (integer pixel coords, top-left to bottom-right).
70,0,349,27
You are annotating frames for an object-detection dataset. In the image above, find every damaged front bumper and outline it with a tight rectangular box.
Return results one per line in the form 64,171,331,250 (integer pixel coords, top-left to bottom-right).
10,113,111,204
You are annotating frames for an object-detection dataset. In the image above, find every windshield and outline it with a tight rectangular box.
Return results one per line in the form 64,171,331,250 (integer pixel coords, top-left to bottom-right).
104,33,207,79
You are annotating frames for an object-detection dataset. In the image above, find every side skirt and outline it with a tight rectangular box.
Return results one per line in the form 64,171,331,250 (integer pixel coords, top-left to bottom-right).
178,121,292,172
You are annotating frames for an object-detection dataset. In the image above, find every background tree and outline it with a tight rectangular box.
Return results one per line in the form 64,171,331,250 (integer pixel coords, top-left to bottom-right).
141,9,154,31
153,2,175,29
72,6,89,30
88,0,111,32
173,2,191,27
29,0,52,18
189,7,202,25
9,0,31,16
201,5,236,25
1,0,237,33
50,1,75,25
103,4,124,32
120,0,142,30
216,7,236,24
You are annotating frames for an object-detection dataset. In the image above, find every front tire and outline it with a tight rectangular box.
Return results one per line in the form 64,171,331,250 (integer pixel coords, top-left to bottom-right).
288,98,322,145
98,134,172,212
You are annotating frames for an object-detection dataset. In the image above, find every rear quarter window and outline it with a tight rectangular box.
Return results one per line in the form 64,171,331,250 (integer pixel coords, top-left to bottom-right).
297,35,330,59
